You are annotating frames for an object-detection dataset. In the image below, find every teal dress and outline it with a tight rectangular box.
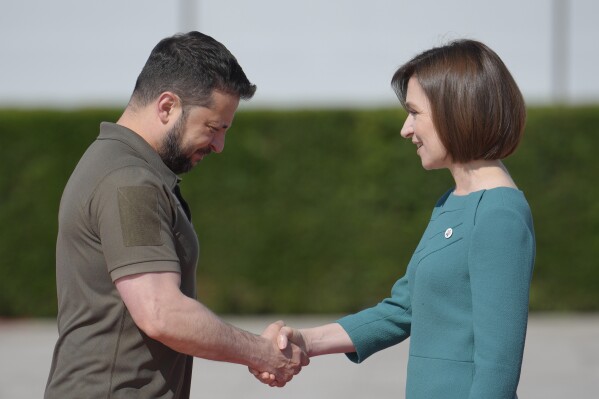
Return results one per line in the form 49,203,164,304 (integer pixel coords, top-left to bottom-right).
338,188,535,399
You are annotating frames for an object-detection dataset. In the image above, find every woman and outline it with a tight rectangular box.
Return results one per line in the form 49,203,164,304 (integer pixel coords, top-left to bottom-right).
254,39,535,399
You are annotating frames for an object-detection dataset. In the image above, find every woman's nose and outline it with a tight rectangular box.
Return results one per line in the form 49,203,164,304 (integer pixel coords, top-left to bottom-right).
400,115,413,139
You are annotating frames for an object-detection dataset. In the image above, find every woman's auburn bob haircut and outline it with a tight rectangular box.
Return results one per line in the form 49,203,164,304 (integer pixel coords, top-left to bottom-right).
391,39,526,163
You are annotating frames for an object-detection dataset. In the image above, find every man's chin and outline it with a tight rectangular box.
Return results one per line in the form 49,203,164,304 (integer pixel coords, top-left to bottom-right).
165,159,193,175
177,163,194,174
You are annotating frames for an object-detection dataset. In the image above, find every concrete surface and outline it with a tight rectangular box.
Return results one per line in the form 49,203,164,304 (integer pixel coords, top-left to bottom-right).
1,314,597,398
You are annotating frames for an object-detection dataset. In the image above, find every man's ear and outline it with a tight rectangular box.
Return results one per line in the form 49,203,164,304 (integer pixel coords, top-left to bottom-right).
156,92,180,124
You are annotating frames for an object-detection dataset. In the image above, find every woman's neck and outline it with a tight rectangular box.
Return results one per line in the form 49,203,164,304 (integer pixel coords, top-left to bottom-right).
449,160,517,195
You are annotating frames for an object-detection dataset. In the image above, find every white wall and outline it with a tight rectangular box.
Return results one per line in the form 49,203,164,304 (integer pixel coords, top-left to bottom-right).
1,0,597,109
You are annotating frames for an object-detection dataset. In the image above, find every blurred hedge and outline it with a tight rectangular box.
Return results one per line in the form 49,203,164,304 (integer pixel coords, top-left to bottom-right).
0,107,597,317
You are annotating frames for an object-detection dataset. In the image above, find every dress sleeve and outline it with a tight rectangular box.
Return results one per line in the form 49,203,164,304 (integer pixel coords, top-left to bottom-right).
467,204,535,398
337,274,412,363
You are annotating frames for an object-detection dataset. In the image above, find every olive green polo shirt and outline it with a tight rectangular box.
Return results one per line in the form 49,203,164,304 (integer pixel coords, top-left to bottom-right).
45,122,199,399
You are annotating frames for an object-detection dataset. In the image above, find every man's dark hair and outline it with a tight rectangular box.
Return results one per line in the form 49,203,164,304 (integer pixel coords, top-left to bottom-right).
131,31,256,107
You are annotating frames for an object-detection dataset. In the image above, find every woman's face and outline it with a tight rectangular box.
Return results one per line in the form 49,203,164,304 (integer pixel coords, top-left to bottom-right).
400,77,450,170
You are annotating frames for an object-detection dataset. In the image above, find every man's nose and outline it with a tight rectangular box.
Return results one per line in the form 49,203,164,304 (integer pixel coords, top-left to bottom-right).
211,133,225,153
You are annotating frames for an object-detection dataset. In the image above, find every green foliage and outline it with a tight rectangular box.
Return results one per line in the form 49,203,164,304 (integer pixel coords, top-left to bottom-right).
0,107,597,316
507,107,599,311
0,110,119,316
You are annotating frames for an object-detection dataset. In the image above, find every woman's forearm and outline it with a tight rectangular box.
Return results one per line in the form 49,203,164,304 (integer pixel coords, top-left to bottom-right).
301,323,355,357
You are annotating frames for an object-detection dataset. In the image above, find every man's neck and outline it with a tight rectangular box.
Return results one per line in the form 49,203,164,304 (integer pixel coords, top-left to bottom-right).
117,105,161,152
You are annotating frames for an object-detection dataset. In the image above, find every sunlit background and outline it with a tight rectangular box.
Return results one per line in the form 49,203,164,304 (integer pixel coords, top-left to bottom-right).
1,0,598,109
1,1,598,398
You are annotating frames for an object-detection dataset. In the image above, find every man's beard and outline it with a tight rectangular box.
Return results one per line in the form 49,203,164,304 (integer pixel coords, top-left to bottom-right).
158,111,193,175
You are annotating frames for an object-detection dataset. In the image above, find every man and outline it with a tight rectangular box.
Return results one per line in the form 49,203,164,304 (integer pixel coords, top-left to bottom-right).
45,31,308,399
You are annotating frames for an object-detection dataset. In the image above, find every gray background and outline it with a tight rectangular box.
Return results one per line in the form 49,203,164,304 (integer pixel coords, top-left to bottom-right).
1,0,598,109
2,2,597,398
1,315,598,399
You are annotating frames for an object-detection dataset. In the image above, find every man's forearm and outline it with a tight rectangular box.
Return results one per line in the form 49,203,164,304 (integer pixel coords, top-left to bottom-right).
115,271,306,383
150,293,272,369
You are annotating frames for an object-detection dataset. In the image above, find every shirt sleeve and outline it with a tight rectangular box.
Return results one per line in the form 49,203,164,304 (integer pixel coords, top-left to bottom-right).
90,165,182,281
467,203,535,399
337,273,412,363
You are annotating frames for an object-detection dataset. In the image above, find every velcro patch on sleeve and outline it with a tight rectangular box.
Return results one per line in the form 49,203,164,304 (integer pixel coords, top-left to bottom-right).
117,186,162,247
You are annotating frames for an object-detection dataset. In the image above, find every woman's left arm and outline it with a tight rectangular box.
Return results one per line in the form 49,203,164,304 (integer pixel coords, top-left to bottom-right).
468,205,535,399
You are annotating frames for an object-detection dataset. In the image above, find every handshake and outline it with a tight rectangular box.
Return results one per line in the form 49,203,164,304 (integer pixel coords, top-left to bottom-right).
246,320,354,388
248,320,310,387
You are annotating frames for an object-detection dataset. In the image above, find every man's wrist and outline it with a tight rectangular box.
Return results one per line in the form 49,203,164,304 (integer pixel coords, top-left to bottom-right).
245,334,274,371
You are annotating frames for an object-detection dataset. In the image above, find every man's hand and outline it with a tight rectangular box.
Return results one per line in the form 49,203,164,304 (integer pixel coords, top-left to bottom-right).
249,322,310,387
